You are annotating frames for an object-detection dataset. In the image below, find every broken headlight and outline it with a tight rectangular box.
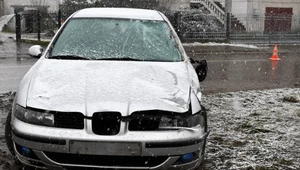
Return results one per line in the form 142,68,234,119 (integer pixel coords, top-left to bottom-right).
14,104,54,126
159,112,203,128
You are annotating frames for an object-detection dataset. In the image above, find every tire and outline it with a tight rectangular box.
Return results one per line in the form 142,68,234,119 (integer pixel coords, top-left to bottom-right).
200,105,208,163
5,103,15,156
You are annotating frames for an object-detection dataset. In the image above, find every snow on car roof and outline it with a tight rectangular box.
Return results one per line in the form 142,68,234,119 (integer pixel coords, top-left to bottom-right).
72,8,164,21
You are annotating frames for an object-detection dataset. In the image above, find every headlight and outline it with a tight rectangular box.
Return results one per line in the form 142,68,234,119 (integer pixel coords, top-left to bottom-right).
159,112,204,128
14,104,54,126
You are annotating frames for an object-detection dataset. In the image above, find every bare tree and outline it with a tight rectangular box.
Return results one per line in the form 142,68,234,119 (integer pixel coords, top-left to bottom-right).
31,0,49,10
157,0,173,13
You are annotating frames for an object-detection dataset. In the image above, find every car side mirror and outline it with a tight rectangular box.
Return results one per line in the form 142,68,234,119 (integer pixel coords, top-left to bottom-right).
28,45,43,58
190,58,198,64
195,60,208,82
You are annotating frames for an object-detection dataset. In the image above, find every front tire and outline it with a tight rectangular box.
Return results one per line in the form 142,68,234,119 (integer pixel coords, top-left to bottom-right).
5,110,15,156
199,105,208,164
5,95,15,156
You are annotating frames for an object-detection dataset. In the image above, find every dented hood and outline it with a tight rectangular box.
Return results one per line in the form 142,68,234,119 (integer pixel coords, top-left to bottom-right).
26,59,191,117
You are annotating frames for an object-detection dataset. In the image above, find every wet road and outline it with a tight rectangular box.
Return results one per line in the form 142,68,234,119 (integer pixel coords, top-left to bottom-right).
185,44,300,94
0,38,39,93
0,40,300,94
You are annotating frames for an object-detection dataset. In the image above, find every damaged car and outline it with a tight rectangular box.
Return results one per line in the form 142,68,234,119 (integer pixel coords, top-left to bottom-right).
5,8,209,170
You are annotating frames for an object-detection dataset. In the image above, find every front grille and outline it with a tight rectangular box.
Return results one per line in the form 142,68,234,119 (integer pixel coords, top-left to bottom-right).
54,112,84,129
44,152,168,167
92,112,121,135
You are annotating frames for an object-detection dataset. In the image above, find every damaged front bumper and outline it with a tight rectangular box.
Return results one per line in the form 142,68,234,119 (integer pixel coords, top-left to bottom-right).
12,115,209,170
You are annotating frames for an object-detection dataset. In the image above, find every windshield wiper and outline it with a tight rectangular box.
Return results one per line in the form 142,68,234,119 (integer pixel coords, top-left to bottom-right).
49,55,91,60
94,57,143,61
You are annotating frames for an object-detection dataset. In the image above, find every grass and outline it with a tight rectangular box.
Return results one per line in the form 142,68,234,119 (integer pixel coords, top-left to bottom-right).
283,95,299,103
231,140,248,147
238,122,253,130
251,112,260,116
249,128,272,134
297,110,300,117
1,27,15,33
277,158,294,166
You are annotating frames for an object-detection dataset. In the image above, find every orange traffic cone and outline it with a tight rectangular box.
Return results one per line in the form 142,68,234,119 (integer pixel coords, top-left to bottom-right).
269,44,281,61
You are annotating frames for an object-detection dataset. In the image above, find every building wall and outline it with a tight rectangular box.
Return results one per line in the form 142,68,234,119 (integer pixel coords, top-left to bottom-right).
3,0,60,14
230,0,248,28
245,0,300,32
232,0,247,14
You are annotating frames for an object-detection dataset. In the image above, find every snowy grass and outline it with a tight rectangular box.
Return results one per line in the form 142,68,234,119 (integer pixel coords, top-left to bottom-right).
200,88,300,170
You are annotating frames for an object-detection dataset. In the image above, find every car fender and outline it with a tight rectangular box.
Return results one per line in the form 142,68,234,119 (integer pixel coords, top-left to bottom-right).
16,58,44,107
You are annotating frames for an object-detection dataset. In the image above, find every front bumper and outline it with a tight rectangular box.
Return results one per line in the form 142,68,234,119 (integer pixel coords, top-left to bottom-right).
12,116,209,170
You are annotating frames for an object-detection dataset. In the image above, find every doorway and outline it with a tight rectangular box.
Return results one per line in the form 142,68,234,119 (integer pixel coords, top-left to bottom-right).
264,7,293,32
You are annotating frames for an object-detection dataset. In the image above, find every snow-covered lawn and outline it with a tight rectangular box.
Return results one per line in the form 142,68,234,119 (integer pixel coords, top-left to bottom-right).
0,88,299,169
200,88,300,170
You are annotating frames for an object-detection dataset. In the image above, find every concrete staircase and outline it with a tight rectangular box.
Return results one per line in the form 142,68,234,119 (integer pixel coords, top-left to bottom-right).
190,0,225,24
190,0,246,31
231,16,246,32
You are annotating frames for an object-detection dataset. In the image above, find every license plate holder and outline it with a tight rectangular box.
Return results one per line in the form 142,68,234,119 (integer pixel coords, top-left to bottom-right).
69,141,142,156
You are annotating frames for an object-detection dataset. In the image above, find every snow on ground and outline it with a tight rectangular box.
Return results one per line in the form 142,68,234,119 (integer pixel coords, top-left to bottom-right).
0,92,14,170
0,88,299,169
183,42,259,49
200,88,300,170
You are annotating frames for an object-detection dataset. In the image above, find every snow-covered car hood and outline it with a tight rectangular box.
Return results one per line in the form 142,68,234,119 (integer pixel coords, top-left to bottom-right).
26,59,192,117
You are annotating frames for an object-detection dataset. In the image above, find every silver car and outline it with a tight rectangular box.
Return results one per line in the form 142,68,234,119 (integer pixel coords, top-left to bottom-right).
5,8,209,170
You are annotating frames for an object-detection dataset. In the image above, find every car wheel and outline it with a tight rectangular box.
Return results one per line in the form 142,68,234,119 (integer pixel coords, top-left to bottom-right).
5,108,15,156
200,105,208,163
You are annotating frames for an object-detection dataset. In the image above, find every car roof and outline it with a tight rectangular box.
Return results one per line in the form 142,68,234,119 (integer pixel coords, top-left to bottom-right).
72,8,164,21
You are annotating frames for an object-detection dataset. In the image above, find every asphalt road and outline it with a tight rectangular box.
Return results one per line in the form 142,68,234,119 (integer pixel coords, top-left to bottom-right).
1,41,300,94
185,44,300,94
0,38,38,93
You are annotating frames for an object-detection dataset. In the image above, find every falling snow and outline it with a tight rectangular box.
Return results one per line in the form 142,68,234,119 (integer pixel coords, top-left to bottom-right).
0,88,299,169
200,88,300,170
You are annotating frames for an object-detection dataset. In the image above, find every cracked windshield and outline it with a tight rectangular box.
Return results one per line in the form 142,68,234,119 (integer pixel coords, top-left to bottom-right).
0,0,299,170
